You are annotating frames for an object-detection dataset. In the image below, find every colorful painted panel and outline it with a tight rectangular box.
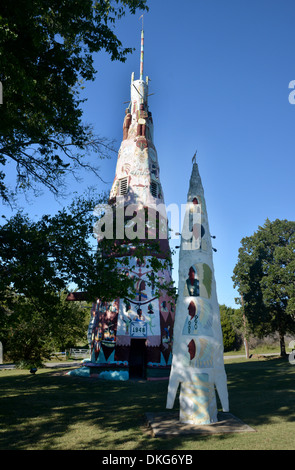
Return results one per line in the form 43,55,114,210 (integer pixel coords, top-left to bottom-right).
179,373,217,425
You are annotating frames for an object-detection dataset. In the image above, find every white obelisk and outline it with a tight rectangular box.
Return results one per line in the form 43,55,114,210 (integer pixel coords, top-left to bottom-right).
166,155,229,424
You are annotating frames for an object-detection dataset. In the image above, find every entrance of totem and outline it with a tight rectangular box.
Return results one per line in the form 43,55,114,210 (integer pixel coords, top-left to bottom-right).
129,339,146,379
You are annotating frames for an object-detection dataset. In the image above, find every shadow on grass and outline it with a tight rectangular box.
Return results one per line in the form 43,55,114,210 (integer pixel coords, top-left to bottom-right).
0,357,294,450
224,358,295,426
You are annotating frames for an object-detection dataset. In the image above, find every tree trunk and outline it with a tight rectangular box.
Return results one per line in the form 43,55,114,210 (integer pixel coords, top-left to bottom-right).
241,296,250,359
244,336,250,359
279,333,287,357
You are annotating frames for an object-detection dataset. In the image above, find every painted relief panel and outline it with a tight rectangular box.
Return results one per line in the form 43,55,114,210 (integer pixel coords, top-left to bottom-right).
182,298,213,337
183,263,212,299
91,299,119,363
179,373,217,425
90,255,175,368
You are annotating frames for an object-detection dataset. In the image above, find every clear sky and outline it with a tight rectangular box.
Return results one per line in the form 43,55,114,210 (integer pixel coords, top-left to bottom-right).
2,0,295,308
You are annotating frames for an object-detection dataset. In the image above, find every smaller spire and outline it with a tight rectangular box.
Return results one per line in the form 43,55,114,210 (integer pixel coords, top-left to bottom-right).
192,150,197,165
188,152,204,200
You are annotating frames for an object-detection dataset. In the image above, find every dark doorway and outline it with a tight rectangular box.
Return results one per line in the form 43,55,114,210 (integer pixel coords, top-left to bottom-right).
129,339,146,379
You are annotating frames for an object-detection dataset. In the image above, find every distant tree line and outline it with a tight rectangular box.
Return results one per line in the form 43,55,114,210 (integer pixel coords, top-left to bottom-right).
232,219,295,357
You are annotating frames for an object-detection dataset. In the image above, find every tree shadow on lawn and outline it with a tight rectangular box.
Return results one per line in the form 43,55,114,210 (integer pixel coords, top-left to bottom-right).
224,358,295,426
0,370,169,450
0,358,294,450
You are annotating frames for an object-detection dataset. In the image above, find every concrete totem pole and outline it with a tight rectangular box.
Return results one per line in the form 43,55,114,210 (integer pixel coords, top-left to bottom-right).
88,28,175,380
166,156,229,424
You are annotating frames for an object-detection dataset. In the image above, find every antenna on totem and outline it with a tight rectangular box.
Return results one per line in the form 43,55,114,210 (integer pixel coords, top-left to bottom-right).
139,14,144,81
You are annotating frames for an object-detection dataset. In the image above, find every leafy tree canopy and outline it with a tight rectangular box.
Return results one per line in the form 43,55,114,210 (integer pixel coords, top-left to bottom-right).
0,0,148,203
0,191,175,364
1,290,89,366
232,218,295,356
219,304,243,352
0,191,173,305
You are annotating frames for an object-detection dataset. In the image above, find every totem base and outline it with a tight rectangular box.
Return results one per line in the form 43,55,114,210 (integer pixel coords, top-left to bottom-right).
145,411,256,437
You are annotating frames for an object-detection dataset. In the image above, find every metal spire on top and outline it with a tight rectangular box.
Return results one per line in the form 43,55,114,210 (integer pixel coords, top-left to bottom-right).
139,14,144,80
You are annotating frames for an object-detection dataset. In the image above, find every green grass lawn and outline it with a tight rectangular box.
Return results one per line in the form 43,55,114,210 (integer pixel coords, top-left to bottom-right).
0,357,295,450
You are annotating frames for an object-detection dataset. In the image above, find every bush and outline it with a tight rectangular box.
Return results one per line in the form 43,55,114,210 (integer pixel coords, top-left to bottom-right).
220,313,236,351
219,304,243,352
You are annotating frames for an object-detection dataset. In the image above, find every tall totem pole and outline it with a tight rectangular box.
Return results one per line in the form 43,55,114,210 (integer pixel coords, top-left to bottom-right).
88,28,175,380
166,156,229,424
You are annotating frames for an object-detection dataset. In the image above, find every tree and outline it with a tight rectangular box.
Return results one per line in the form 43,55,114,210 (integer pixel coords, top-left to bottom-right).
232,219,295,357
5,297,53,367
2,291,89,366
0,192,173,304
219,304,243,352
0,0,148,203
0,192,176,364
0,192,170,302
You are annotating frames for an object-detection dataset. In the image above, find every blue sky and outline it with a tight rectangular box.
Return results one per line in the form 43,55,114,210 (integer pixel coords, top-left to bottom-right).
2,0,295,308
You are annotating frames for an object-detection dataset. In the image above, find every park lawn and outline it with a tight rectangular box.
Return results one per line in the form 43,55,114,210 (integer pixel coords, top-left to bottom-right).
0,357,294,450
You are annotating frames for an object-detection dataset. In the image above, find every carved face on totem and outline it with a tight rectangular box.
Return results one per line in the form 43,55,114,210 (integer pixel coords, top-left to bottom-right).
188,301,196,320
188,267,196,284
188,339,196,360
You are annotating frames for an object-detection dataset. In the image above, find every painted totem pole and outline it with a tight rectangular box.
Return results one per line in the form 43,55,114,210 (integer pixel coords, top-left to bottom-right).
166,157,229,424
88,29,175,379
